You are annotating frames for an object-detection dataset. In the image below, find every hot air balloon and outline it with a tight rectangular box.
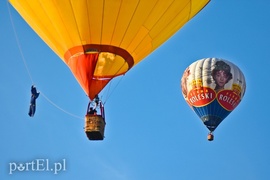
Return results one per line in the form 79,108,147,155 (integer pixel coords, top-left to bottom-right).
181,58,246,141
9,0,210,140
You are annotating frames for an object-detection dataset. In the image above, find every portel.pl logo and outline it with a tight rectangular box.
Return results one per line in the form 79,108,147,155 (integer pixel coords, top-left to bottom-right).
8,158,66,175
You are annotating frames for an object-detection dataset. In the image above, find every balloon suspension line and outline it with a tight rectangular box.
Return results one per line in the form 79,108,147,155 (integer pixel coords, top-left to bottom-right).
103,75,124,105
7,2,83,120
102,61,126,105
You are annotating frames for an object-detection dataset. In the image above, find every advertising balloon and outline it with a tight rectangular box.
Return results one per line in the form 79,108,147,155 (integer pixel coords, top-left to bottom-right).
181,58,246,141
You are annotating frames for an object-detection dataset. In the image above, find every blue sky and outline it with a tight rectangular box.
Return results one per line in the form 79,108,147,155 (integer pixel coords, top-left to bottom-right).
1,0,270,179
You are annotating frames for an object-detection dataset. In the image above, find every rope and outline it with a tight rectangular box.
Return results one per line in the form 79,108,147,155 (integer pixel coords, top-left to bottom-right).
7,2,83,120
40,91,84,120
7,1,34,84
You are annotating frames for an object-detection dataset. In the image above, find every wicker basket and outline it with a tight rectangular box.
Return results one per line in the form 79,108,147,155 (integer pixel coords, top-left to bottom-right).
85,114,106,140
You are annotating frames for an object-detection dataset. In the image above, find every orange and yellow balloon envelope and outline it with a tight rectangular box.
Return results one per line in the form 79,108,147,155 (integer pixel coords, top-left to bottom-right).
9,0,210,100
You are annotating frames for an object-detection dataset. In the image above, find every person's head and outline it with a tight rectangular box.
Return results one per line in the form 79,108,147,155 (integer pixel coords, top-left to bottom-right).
212,61,232,88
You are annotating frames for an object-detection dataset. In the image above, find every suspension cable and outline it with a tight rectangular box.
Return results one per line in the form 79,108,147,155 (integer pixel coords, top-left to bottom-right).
103,75,125,105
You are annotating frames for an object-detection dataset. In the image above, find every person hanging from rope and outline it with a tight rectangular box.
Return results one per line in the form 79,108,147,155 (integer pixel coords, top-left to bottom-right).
28,85,40,117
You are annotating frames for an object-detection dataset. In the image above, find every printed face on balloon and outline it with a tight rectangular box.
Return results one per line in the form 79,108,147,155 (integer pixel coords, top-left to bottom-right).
181,58,246,111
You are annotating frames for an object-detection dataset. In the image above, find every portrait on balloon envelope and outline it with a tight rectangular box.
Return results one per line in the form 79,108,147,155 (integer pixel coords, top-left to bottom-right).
211,60,233,93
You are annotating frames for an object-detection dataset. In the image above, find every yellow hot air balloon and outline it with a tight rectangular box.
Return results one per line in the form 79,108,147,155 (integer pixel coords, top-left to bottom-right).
10,0,210,140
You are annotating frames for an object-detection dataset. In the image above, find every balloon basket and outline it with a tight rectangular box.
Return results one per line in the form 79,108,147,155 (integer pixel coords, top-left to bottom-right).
207,133,214,141
85,114,106,140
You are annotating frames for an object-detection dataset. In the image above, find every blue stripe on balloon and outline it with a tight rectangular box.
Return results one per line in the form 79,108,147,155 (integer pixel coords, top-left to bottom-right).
192,99,231,131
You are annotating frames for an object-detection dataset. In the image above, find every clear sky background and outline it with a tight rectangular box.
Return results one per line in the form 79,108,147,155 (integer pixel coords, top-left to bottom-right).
1,0,270,179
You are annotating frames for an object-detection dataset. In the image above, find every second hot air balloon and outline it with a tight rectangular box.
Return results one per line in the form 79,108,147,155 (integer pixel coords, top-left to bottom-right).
181,58,246,141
